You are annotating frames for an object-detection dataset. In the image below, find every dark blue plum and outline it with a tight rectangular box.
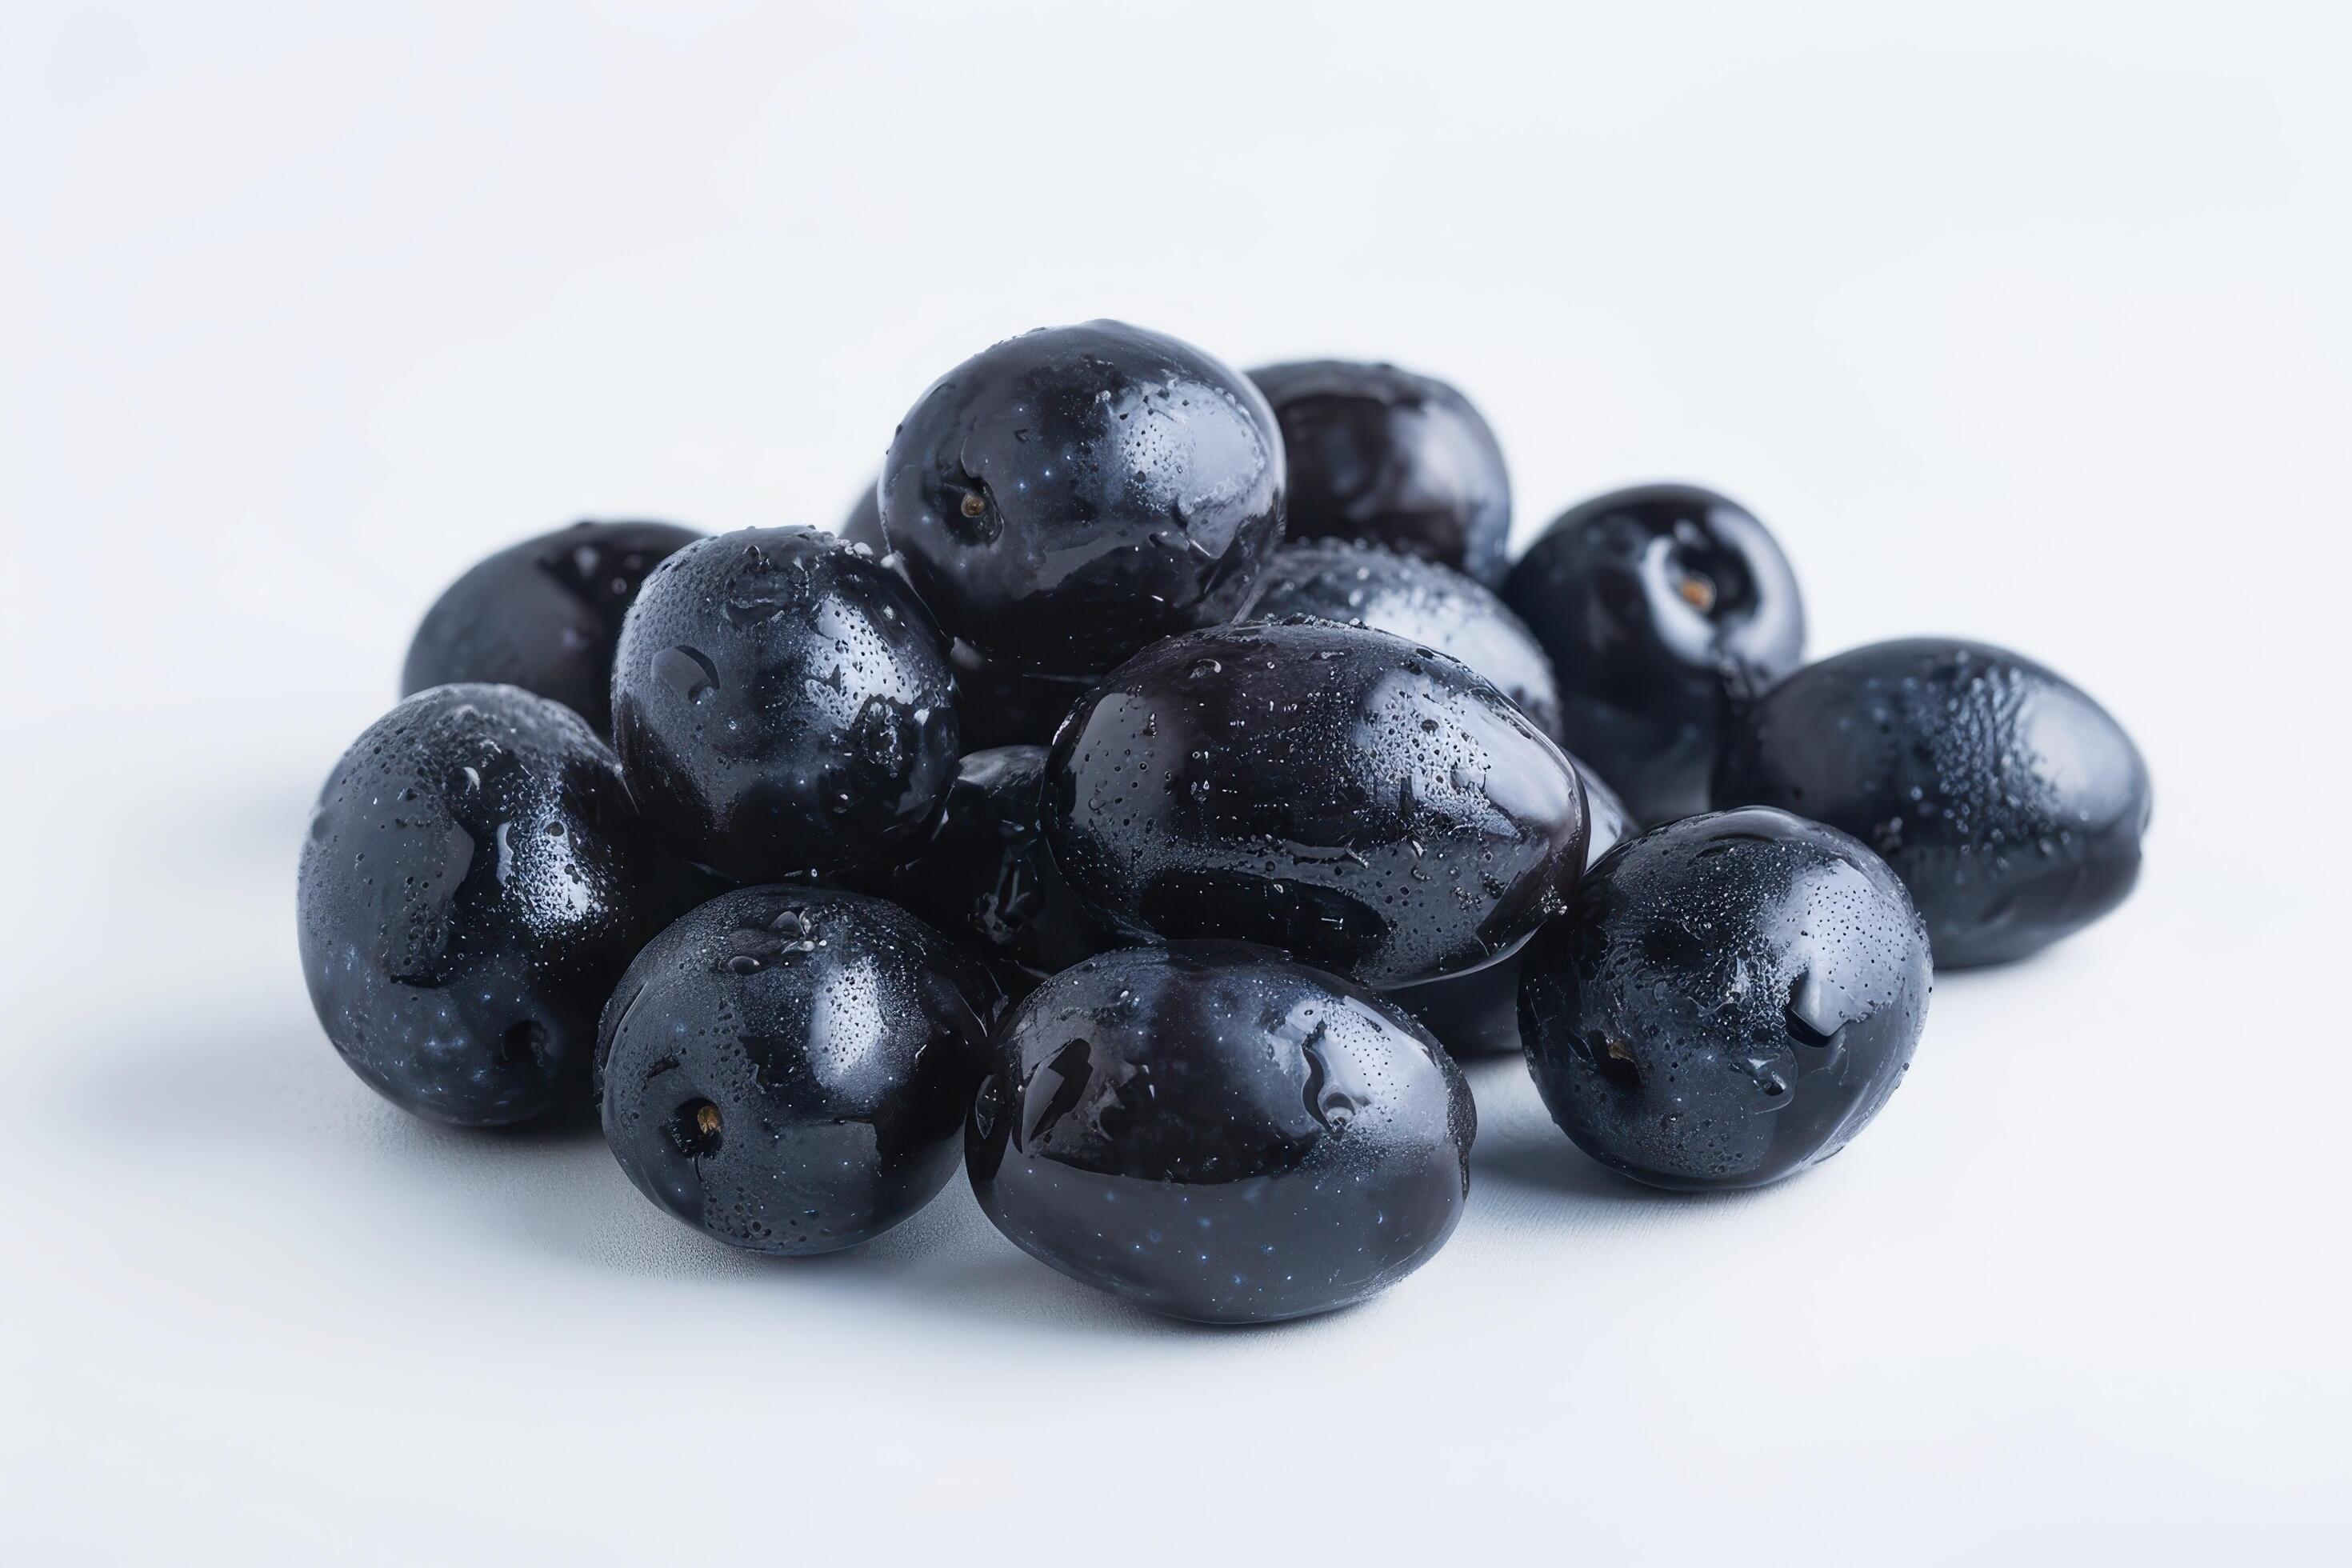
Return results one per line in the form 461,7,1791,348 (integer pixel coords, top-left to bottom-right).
1243,538,1561,739
1386,755,1631,1057
880,320,1285,677
1249,360,1510,586
297,684,651,1126
835,490,1088,753
598,886,992,1254
1502,484,1804,824
402,519,702,735
1044,618,1589,990
610,526,958,882
1712,638,2150,968
966,942,1474,1324
1518,806,1931,1191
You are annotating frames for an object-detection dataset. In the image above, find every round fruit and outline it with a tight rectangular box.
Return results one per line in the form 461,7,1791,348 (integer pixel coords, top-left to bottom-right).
598,886,992,1254
880,320,1285,676
1518,806,1931,1190
1502,484,1803,824
1243,538,1561,738
967,942,1474,1324
297,683,650,1126
1386,756,1631,1056
401,519,701,735
866,746,1113,989
610,526,958,882
949,640,1097,752
1249,359,1510,585
1044,618,1589,989
1712,638,2150,968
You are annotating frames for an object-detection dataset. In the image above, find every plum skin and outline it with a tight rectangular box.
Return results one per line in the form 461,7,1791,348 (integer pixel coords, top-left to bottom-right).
1518,806,1931,1191
880,320,1286,678
402,519,702,735
843,485,1095,751
966,941,1475,1325
597,886,992,1255
297,683,651,1126
1712,638,2150,968
609,526,958,883
1043,617,1590,990
1502,484,1804,825
1249,360,1511,586
1242,538,1562,740
1385,754,1631,1056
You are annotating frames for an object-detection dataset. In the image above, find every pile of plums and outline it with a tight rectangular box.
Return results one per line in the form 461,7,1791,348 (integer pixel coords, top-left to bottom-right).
299,320,2151,1324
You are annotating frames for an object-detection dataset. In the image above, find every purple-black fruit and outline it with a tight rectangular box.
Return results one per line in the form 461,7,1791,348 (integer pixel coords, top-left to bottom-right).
881,320,1285,677
967,942,1474,1324
1518,806,1930,1190
1503,484,1802,824
1044,618,1588,990
298,684,650,1126
1250,360,1510,586
402,519,701,735
610,526,958,882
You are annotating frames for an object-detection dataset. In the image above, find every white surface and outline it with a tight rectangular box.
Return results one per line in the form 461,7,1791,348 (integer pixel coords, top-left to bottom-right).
5,3,2348,1562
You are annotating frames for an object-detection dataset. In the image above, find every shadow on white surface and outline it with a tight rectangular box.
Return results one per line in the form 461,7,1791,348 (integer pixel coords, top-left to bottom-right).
68,1006,1356,1340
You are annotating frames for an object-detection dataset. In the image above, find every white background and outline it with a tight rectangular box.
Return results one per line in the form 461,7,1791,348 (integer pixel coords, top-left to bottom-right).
5,2,2347,1562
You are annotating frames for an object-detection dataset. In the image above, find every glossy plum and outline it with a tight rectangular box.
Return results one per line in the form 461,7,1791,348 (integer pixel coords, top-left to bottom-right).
1250,360,1510,586
598,886,992,1254
1502,484,1804,824
402,520,701,735
610,526,958,882
1712,638,2150,968
1044,618,1589,989
1519,807,1931,1190
880,320,1285,677
1386,756,1631,1057
297,684,650,1126
967,942,1474,1324
1244,538,1561,738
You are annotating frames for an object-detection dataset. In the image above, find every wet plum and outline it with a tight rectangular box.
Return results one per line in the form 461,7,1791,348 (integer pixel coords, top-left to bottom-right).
598,886,992,1254
1386,755,1631,1057
610,526,958,882
1518,806,1931,1190
297,683,651,1126
880,320,1285,677
1244,537,1561,738
1250,360,1510,586
1043,618,1589,990
966,942,1474,1324
1712,638,2150,968
1502,484,1803,824
402,519,701,735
